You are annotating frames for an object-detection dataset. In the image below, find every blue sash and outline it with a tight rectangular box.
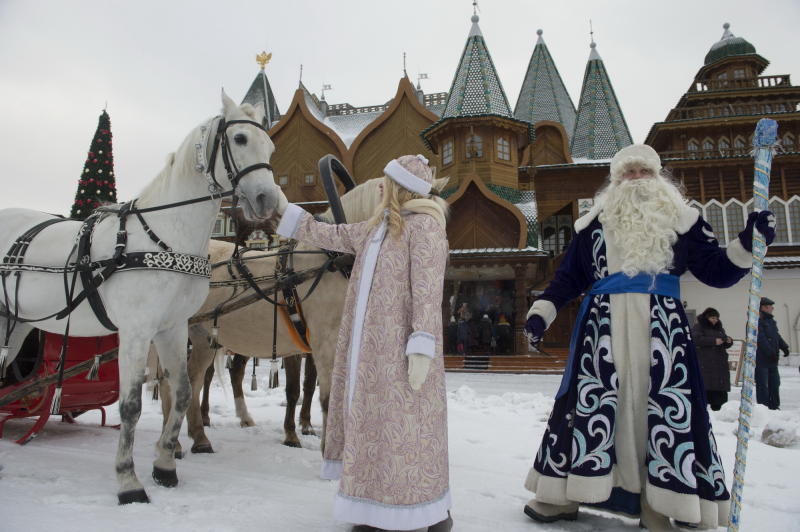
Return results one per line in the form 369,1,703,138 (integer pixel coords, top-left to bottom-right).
556,272,681,399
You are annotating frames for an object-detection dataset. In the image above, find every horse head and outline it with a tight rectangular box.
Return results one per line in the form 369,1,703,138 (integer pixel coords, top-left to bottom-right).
213,90,279,221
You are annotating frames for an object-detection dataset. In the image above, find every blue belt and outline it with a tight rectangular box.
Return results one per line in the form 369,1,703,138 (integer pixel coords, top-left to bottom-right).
556,272,681,399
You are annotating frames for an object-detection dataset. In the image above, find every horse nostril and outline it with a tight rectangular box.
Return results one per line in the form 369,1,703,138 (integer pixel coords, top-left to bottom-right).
255,193,270,216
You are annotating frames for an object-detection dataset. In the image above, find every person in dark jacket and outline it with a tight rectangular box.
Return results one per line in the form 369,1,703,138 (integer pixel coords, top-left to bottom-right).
691,308,733,410
756,297,790,410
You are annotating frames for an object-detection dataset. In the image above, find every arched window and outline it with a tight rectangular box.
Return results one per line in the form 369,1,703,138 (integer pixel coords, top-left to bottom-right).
496,137,510,161
734,136,747,149
719,136,731,156
725,201,745,243
705,202,725,243
466,134,483,158
769,199,789,244
788,197,800,243
702,137,715,152
687,138,699,151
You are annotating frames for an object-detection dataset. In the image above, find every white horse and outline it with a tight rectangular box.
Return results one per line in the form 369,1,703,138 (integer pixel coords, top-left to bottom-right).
0,91,279,504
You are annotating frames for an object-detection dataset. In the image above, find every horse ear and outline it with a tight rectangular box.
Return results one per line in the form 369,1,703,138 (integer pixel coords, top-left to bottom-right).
434,176,450,192
252,102,266,125
221,88,237,116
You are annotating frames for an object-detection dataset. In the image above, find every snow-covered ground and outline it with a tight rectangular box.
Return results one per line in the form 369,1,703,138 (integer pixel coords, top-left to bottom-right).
1,367,798,532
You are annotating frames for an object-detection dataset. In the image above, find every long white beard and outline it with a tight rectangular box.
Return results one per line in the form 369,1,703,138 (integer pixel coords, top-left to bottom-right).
598,176,687,277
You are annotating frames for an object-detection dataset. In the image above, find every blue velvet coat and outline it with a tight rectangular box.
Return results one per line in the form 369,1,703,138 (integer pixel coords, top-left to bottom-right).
530,213,750,516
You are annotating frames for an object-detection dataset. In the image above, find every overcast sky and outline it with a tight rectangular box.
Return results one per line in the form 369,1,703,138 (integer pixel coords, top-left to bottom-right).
1,0,798,214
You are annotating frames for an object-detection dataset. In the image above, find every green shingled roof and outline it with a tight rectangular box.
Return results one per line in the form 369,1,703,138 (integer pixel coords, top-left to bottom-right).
570,42,632,160
241,70,281,128
704,23,757,66
514,29,577,139
441,15,513,120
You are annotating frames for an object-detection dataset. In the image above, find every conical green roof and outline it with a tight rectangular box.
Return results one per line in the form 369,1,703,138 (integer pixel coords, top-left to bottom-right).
704,23,757,66
241,70,281,128
570,42,632,160
514,29,576,138
441,14,513,119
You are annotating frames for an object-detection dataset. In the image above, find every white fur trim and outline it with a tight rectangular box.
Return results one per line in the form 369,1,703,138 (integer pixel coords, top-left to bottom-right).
333,489,451,530
609,144,662,181
645,482,729,528
320,459,343,480
675,204,700,235
527,300,557,328
405,331,436,358
275,203,305,238
726,238,753,269
574,197,604,232
347,219,388,409
384,159,432,196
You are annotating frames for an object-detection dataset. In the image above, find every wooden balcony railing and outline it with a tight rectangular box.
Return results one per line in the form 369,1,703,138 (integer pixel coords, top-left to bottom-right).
690,75,792,93
661,147,753,160
666,100,799,121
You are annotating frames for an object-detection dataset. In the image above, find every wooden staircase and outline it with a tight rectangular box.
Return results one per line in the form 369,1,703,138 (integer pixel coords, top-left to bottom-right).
445,347,569,374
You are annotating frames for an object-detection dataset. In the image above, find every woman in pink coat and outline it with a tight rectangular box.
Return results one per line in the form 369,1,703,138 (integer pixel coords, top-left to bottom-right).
273,155,452,532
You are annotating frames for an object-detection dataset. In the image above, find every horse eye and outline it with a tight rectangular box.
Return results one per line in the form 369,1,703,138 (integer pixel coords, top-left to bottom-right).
234,133,247,146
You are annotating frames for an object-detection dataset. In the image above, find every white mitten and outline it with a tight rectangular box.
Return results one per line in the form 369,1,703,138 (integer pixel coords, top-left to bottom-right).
275,185,288,215
408,354,431,391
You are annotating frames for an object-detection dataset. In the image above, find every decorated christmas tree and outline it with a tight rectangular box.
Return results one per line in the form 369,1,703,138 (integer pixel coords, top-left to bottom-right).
70,110,117,219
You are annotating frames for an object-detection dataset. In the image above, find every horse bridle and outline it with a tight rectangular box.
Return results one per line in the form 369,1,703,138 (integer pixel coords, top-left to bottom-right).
195,116,274,200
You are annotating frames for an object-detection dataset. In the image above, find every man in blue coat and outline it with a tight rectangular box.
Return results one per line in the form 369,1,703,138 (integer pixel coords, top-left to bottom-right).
521,144,775,531
755,296,790,410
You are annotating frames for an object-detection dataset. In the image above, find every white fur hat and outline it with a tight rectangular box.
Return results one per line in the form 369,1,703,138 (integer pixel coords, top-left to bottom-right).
383,154,433,196
609,144,662,181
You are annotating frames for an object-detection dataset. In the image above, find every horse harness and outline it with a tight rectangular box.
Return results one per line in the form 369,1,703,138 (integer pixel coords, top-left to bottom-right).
0,115,273,337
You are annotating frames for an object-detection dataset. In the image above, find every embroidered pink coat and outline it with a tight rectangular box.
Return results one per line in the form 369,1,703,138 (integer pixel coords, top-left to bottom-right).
276,203,450,529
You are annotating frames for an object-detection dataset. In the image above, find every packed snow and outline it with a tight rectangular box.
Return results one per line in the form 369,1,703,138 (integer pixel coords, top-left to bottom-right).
1,366,798,532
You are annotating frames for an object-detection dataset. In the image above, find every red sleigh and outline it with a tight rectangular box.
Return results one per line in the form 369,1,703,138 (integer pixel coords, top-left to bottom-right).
0,331,119,444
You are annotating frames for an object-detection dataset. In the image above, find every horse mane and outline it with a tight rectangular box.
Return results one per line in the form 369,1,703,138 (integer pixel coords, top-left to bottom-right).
318,177,382,224
136,133,200,208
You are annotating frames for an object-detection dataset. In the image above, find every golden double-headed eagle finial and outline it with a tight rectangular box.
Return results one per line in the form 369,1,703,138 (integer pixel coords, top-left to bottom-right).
256,51,272,70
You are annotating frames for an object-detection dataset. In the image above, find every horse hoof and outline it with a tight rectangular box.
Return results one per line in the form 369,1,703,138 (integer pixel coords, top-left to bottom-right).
202,418,210,427
174,450,185,460
283,440,302,448
152,466,178,488
301,428,317,436
191,443,214,454
118,489,150,505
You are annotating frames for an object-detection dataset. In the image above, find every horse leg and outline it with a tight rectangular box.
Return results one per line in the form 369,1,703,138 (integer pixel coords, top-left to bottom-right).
151,345,183,459
230,354,255,427
201,363,213,426
151,325,189,488
115,334,151,504
283,354,302,447
186,325,215,453
299,354,317,436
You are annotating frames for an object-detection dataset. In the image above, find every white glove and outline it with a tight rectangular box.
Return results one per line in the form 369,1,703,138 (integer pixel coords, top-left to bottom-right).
408,354,431,391
275,185,288,216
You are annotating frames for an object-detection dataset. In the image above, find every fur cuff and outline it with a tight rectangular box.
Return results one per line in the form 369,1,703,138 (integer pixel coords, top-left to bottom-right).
726,238,753,269
275,203,305,238
527,300,557,328
405,331,436,358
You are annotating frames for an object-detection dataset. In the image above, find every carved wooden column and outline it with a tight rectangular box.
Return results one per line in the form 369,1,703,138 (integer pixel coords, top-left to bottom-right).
513,264,528,355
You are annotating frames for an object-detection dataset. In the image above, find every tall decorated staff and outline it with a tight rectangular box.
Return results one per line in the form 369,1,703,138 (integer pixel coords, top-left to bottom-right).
728,117,778,532
70,109,117,220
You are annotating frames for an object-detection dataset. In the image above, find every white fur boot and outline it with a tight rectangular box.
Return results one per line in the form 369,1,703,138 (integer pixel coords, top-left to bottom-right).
639,497,679,531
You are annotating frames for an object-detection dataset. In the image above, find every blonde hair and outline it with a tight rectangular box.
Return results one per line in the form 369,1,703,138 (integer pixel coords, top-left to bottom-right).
369,176,423,239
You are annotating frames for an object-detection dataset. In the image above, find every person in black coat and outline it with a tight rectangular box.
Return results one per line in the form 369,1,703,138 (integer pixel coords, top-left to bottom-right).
691,308,733,410
756,297,790,410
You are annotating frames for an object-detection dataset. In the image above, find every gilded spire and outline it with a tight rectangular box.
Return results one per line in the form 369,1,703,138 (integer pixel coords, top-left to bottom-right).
256,51,272,71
